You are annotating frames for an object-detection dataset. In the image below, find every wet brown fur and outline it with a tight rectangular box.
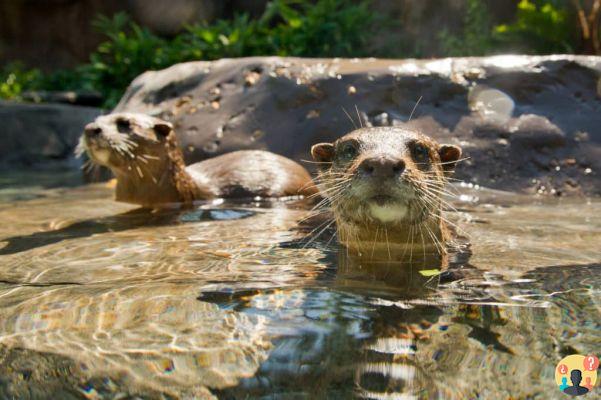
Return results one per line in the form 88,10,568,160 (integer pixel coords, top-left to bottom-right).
310,126,461,261
79,113,317,208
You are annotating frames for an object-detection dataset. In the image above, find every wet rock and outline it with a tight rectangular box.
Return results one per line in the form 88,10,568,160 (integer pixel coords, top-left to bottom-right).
108,55,601,196
507,114,565,149
21,90,104,107
0,102,102,168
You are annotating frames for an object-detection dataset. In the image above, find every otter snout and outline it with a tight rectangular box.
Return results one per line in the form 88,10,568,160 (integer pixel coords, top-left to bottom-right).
84,123,102,138
81,122,113,167
358,157,405,178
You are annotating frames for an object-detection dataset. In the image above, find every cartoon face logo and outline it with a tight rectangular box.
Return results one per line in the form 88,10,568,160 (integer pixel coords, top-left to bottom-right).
555,355,598,397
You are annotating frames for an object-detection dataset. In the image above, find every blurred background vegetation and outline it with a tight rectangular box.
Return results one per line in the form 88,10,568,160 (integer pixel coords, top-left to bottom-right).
1,0,599,108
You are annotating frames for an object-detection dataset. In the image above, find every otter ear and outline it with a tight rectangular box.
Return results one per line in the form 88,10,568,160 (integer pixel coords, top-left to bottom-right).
311,143,335,164
154,123,173,138
438,144,462,174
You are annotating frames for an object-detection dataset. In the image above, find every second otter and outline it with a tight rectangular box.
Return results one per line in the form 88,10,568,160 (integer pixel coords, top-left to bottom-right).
311,126,462,261
79,113,317,207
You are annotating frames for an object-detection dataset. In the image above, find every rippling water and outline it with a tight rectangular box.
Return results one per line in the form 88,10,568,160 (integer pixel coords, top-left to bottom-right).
0,171,599,399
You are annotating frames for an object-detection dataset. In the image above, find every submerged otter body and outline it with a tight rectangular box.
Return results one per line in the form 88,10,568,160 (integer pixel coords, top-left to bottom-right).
78,113,317,207
311,126,462,261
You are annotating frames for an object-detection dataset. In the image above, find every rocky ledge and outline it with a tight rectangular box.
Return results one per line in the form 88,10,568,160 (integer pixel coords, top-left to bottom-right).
0,102,101,168
3,55,600,196
115,55,601,196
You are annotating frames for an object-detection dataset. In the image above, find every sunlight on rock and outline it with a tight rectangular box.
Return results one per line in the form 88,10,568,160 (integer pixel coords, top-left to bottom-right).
468,85,515,124
483,55,533,69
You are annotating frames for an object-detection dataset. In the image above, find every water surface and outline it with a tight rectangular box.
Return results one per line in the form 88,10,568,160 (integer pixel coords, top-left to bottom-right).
0,172,599,399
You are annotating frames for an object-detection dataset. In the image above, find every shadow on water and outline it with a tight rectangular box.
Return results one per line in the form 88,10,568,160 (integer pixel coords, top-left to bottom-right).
0,207,255,256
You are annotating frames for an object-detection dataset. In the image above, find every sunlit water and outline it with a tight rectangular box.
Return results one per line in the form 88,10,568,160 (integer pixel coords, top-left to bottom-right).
0,171,599,399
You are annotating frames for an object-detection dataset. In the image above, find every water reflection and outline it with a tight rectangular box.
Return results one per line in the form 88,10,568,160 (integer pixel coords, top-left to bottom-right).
215,263,600,399
0,178,599,398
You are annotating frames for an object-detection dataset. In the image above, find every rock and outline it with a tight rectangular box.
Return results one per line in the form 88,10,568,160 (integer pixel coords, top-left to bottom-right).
0,102,102,167
128,0,220,35
507,114,565,149
21,90,104,107
115,55,601,195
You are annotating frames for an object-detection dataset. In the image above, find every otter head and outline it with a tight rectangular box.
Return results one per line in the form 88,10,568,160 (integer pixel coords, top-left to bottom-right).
79,112,177,176
78,113,200,207
311,126,461,257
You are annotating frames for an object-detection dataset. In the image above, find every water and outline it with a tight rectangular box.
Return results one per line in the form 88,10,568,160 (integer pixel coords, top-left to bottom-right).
0,172,599,399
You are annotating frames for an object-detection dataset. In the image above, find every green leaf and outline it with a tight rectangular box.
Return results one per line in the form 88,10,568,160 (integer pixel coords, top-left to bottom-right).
418,269,441,277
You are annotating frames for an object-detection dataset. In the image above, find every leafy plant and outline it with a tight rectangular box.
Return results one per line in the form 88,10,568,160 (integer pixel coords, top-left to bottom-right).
183,14,266,60
494,0,575,53
0,63,42,100
1,0,380,108
439,0,496,57
5,0,580,108
84,13,181,107
260,0,376,57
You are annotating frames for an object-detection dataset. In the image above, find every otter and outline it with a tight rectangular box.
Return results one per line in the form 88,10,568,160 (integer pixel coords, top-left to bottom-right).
310,126,462,262
78,113,317,207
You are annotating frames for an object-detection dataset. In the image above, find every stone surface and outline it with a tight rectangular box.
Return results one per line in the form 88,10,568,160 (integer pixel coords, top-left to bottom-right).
0,102,102,168
116,55,601,196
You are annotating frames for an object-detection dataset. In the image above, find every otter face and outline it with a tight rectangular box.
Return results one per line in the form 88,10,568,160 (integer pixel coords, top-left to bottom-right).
311,127,461,227
78,113,175,175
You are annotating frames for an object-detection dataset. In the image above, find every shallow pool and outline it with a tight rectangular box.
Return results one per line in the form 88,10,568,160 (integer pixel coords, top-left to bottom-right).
0,171,599,399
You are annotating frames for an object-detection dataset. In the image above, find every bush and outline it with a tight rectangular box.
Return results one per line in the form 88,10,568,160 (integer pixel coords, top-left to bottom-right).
0,63,42,100
439,0,496,57
1,0,378,108
494,0,575,53
0,0,583,107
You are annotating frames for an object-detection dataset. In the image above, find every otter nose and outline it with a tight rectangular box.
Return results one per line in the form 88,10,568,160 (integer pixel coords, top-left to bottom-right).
359,157,405,178
84,124,102,138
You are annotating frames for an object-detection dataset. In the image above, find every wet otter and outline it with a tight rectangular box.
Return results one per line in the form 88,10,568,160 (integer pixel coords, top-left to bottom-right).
78,113,317,207
310,126,462,261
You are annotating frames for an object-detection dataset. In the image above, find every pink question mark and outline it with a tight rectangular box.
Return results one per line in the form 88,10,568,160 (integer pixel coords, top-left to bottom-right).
583,355,599,371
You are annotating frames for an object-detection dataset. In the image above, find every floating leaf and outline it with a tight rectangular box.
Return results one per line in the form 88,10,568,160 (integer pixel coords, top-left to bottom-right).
418,269,441,277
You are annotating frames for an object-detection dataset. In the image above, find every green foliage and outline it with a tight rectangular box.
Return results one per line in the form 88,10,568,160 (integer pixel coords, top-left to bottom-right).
439,0,577,56
182,14,266,60
0,63,95,101
261,0,375,57
439,0,496,57
494,0,575,53
0,63,41,100
83,13,182,107
181,0,375,59
1,0,378,108
0,0,582,107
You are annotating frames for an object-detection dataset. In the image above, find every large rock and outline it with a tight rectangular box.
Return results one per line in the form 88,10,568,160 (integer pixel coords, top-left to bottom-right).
0,102,102,167
116,55,601,196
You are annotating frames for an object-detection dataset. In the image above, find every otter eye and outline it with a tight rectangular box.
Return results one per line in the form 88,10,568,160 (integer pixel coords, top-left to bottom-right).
338,142,358,161
116,118,131,133
412,143,429,162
